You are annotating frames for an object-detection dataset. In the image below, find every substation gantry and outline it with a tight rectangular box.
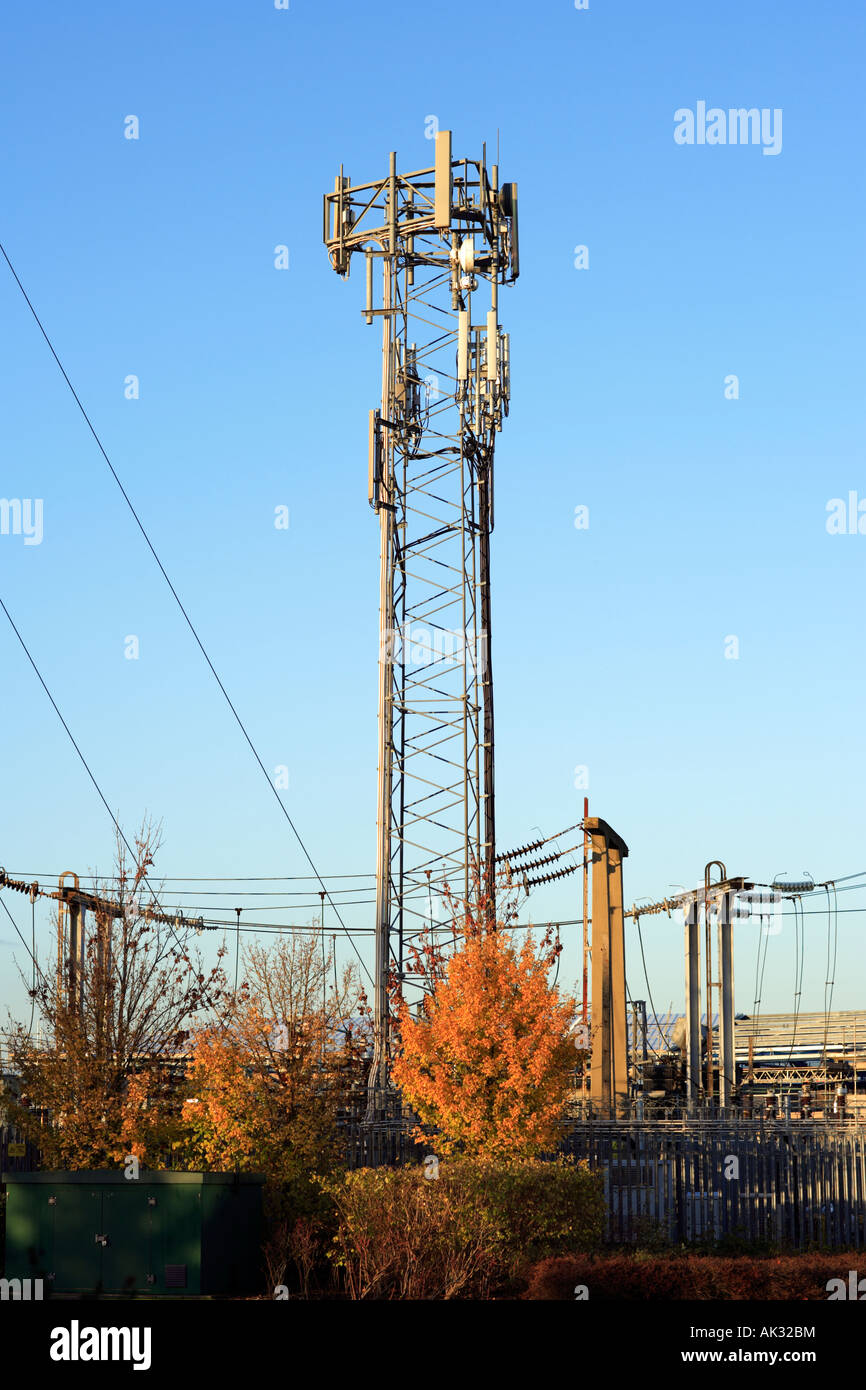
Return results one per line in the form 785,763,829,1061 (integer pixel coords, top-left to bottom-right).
0,867,204,1019
52,878,205,1017
323,132,519,1119
629,863,756,1110
630,871,839,1113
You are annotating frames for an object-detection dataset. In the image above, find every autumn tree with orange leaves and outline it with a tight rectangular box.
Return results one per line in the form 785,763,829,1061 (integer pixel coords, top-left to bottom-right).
390,885,583,1158
184,933,369,1291
185,932,367,1184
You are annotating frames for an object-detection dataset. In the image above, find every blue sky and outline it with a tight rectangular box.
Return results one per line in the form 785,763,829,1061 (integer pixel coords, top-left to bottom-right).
1,0,864,1027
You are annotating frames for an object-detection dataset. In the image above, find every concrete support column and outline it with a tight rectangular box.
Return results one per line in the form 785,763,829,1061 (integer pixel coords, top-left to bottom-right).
588,818,629,1116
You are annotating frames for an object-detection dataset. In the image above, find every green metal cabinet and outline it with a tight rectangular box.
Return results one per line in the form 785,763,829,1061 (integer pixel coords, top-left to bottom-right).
2,1170,264,1296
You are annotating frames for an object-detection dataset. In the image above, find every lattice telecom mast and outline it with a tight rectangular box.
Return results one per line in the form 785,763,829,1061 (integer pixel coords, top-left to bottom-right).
324,131,519,1117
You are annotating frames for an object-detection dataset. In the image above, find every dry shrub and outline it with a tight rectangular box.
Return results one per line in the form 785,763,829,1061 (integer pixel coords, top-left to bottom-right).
523,1252,863,1300
261,1176,335,1297
321,1155,604,1299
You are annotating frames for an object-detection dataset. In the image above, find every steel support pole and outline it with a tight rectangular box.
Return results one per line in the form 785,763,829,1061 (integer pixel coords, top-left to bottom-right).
718,890,735,1108
684,900,702,1106
478,459,495,911
368,234,396,1123
703,862,726,1104
708,900,717,1095
68,901,83,1014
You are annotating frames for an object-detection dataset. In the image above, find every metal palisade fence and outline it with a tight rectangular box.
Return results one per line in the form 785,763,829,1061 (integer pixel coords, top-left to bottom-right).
561,1123,866,1248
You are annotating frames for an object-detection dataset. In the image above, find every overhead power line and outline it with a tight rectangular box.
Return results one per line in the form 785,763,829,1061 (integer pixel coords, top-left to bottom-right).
0,239,372,987
0,894,45,999
4,871,381,884
0,604,370,1012
0,598,195,970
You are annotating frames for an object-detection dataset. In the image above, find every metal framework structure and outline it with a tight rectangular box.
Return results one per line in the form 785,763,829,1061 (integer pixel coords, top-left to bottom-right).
628,874,844,1111
324,132,519,1117
630,866,751,1110
0,867,204,1019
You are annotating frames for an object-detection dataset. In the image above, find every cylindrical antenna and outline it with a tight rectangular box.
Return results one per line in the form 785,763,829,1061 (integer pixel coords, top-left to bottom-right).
450,231,460,309
486,310,498,382
365,250,373,324
457,310,469,382
388,151,397,251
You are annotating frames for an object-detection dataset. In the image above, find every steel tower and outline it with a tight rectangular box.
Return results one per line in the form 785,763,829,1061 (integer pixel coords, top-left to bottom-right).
324,132,519,1118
